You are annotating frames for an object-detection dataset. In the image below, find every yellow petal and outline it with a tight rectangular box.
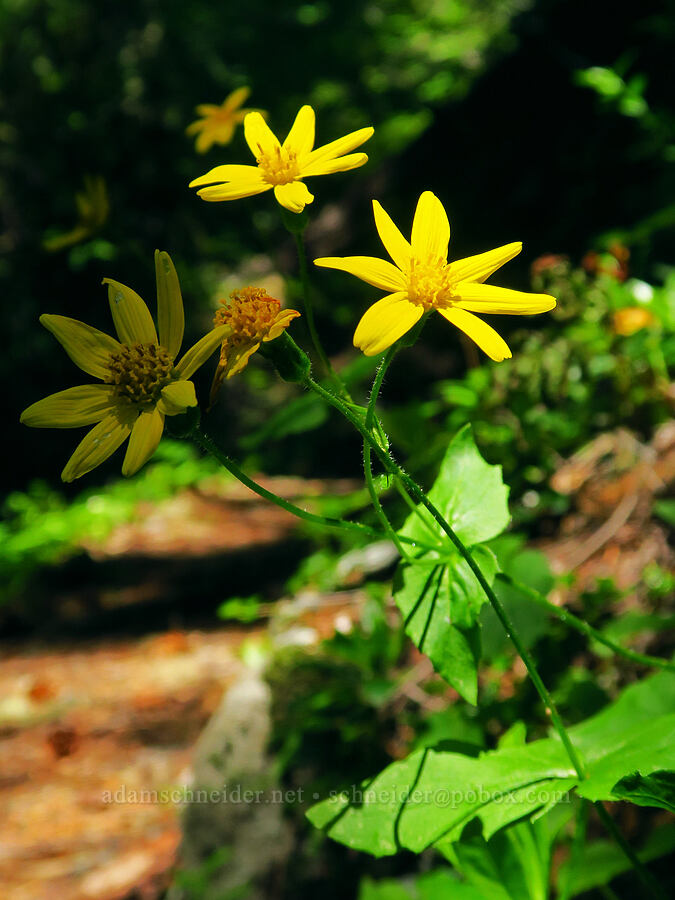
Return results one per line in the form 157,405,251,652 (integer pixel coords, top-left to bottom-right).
195,104,222,117
189,164,264,188
265,309,301,341
40,314,121,380
61,408,136,482
244,111,281,159
305,127,374,167
21,384,118,428
372,200,412,270
196,182,271,202
273,181,314,213
454,283,557,315
157,379,197,415
154,250,185,358
122,407,165,477
411,191,450,262
223,341,260,378
210,121,236,145
224,86,251,111
175,323,232,379
448,242,522,284
314,255,406,292
103,279,157,345
283,105,315,157
301,152,369,178
196,129,218,153
438,307,512,361
353,293,424,356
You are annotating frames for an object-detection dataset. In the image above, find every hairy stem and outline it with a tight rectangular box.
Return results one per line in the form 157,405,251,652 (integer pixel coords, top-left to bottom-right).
290,229,348,398
498,573,675,672
362,346,410,559
190,425,436,550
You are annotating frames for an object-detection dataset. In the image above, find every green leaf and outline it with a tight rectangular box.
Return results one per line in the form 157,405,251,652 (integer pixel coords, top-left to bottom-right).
393,546,498,703
216,595,262,623
391,427,509,700
653,498,675,527
358,878,413,900
400,425,510,547
611,770,675,813
307,672,675,857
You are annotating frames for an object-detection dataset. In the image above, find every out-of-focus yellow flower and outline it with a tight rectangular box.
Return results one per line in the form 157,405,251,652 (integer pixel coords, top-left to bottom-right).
315,191,556,360
21,251,230,481
190,105,373,213
209,286,300,406
612,306,656,336
43,175,109,252
186,87,263,153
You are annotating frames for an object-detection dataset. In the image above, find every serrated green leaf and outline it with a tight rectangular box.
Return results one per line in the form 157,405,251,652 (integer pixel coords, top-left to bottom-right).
393,546,498,703
307,672,675,857
400,425,510,547
610,769,675,813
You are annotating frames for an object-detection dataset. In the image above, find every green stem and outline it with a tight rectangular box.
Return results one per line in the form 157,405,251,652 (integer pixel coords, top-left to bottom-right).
594,803,667,900
291,229,348,398
191,425,383,542
307,375,586,776
362,346,409,559
307,375,663,897
498,574,675,672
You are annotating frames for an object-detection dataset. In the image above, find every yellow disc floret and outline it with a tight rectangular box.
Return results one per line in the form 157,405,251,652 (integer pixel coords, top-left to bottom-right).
106,342,174,407
256,146,300,185
406,257,456,310
214,286,282,343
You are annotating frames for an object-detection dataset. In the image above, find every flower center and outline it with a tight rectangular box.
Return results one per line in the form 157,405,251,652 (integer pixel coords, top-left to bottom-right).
256,146,300,185
406,257,456,310
214,287,281,347
106,343,174,407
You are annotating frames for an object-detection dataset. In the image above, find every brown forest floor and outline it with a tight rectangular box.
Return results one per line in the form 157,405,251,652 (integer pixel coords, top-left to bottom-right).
1,425,673,900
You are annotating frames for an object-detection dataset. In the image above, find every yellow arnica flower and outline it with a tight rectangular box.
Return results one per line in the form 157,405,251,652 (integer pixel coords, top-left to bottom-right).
209,286,300,406
315,191,557,360
21,251,231,482
189,104,374,214
186,87,262,154
612,306,655,336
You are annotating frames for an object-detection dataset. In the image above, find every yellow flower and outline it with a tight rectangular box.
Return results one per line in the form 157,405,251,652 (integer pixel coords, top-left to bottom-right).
612,306,655,336
209,286,300,406
186,87,262,153
315,191,557,360
189,104,374,214
21,251,231,482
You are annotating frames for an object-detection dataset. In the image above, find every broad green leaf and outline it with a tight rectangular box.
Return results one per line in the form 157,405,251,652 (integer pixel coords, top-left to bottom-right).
611,770,675,813
393,546,498,703
416,870,488,899
437,804,574,900
307,672,675,857
399,425,510,547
